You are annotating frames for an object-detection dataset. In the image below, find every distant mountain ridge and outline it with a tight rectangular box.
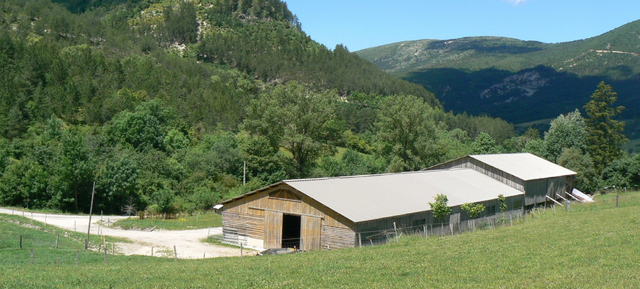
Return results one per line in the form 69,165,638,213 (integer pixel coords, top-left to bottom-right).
356,20,640,137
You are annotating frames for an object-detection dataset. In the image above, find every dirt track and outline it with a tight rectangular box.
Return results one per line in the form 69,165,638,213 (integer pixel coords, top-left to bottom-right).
0,208,243,259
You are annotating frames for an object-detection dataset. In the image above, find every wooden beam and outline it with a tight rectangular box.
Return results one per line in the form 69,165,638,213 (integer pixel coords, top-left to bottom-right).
546,195,563,206
565,192,583,203
555,193,569,202
249,207,324,219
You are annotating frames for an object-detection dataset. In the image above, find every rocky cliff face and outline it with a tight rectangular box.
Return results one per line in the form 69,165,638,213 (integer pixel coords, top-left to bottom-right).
480,71,549,104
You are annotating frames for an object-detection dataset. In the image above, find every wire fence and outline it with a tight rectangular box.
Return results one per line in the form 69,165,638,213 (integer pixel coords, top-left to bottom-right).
356,210,526,247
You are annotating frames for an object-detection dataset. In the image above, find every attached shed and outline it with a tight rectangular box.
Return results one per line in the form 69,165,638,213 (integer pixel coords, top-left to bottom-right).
427,153,577,207
220,169,524,251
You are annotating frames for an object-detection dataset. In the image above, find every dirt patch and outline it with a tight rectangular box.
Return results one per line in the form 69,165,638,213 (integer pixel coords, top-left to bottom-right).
0,208,242,259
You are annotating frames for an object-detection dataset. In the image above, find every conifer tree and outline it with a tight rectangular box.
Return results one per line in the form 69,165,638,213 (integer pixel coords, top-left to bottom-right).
583,82,627,173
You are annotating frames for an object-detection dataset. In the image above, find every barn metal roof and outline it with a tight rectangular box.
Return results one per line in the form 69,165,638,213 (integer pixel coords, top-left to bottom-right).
469,153,577,181
283,169,523,223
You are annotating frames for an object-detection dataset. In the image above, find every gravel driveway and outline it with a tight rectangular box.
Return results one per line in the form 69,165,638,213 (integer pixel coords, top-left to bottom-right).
0,208,243,259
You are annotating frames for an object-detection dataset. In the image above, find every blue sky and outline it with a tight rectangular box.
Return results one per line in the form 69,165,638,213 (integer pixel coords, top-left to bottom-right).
285,0,640,51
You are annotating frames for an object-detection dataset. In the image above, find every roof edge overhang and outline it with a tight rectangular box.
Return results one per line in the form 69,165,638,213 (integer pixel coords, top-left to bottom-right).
219,181,286,205
219,180,358,227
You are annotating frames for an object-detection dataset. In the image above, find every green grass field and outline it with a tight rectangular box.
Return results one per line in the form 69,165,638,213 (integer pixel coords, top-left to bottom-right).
112,212,222,230
1,192,639,288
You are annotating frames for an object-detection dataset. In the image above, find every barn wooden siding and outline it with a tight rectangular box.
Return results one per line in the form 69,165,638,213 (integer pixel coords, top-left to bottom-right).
430,156,572,206
524,177,569,206
222,183,355,251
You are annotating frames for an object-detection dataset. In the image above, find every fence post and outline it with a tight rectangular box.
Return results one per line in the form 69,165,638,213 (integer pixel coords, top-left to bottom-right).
450,223,454,236
616,195,619,208
393,222,398,244
151,247,154,257
104,247,108,265
241,243,243,257
76,250,79,266
55,234,59,249
424,225,427,239
510,214,513,227
19,235,22,249
174,245,177,262
30,248,33,265
358,233,362,248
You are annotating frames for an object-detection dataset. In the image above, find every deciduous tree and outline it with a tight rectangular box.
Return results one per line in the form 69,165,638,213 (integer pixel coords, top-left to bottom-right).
375,95,440,172
243,81,341,177
429,194,452,223
543,110,588,163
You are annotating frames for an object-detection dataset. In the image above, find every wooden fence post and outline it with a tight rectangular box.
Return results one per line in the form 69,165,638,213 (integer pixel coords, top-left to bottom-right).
393,222,398,244
616,195,619,208
104,247,108,265
424,225,427,239
151,247,153,257
55,234,59,249
241,243,244,257
450,223,454,236
174,245,177,262
358,233,362,248
19,235,22,249
76,250,79,266
30,248,33,265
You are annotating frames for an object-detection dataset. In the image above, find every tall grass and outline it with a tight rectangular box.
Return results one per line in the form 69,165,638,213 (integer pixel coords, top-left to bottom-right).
1,193,639,288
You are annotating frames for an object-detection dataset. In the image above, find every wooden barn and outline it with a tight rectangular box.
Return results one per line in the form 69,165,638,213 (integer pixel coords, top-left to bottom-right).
427,153,577,208
220,169,524,251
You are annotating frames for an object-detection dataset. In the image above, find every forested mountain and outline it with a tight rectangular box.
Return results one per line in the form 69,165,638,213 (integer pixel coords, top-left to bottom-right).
1,0,513,214
356,20,640,138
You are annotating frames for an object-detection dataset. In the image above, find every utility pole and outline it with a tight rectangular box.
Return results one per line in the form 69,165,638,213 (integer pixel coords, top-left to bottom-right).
85,182,96,250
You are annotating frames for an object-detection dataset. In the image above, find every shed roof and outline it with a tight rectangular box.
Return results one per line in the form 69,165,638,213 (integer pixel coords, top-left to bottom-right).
282,169,523,223
468,153,577,181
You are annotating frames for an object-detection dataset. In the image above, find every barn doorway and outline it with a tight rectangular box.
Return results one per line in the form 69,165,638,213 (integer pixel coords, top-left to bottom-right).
281,214,301,249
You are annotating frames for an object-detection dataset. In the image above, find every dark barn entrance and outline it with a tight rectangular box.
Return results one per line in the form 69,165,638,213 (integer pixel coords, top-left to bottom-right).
281,214,301,248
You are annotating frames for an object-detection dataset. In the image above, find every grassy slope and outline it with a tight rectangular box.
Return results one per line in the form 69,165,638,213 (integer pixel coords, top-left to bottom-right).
112,212,222,230
1,192,639,288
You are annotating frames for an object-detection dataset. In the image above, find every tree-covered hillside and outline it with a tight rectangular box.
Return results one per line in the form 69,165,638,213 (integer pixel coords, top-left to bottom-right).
0,0,508,214
1,0,637,215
